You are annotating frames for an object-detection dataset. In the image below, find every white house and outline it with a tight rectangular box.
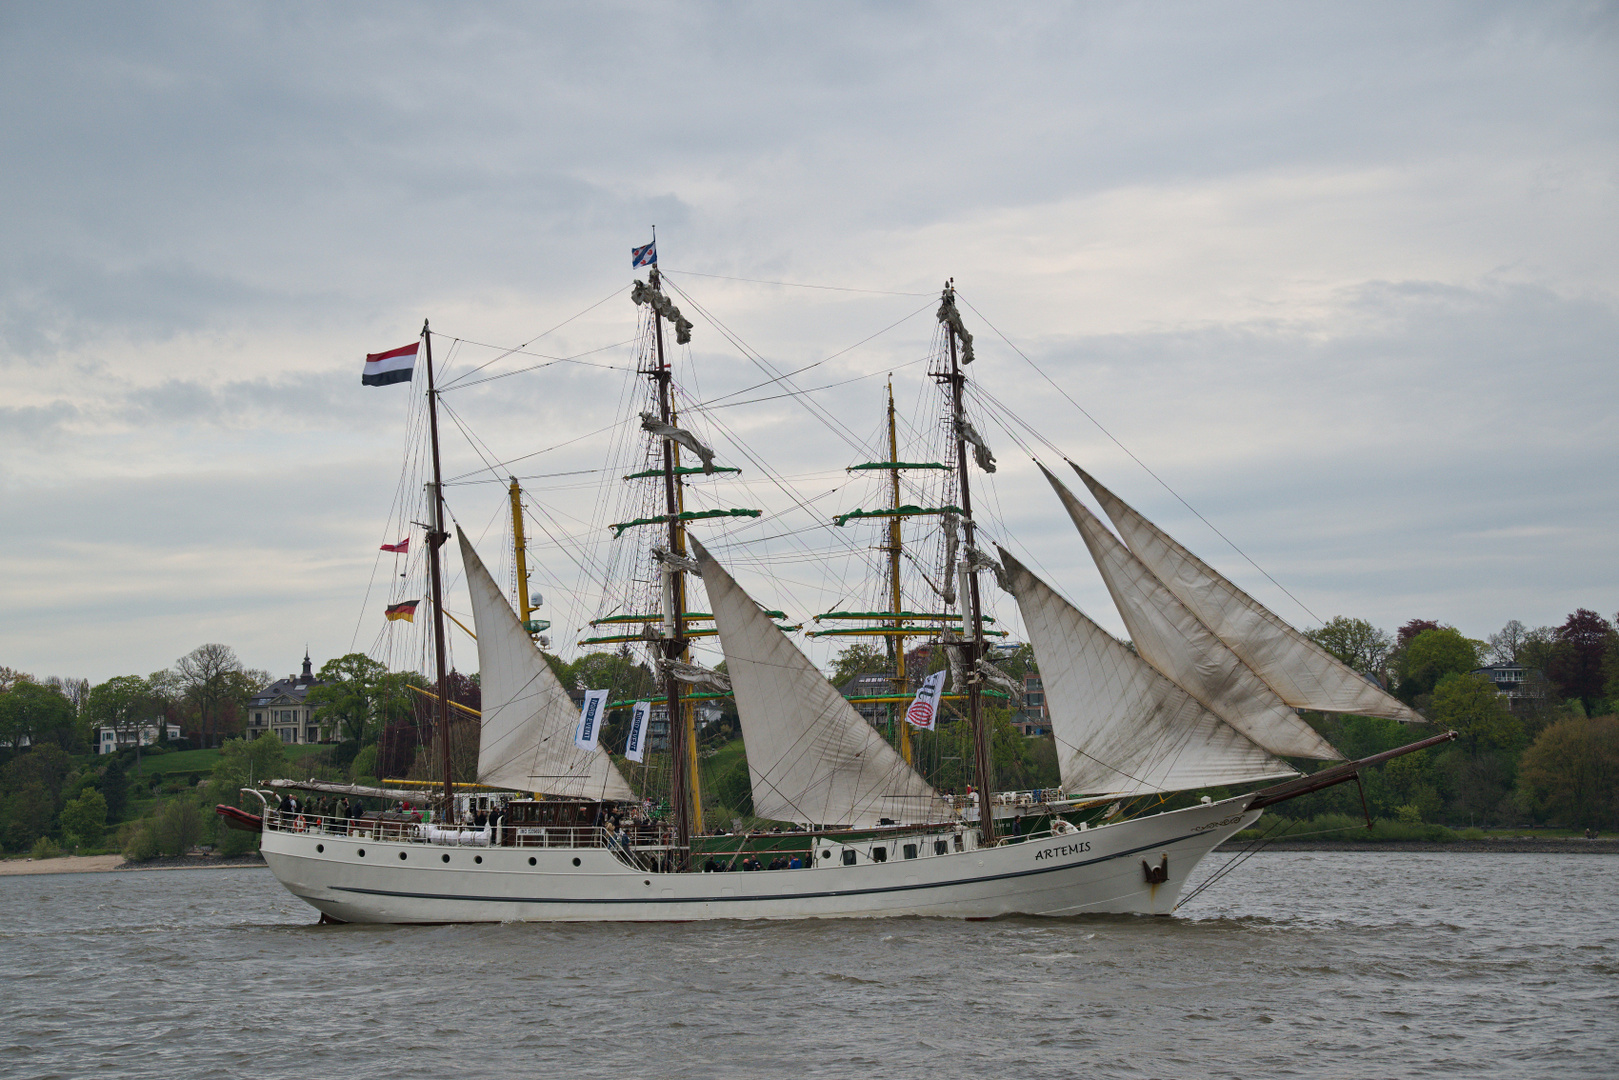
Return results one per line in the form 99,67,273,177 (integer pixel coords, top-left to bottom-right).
97,721,182,754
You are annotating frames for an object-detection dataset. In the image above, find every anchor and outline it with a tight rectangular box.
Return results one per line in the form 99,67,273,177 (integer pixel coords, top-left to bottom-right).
1142,854,1169,884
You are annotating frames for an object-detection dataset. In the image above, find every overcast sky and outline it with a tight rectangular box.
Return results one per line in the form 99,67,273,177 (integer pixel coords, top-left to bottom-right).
3,2,1615,685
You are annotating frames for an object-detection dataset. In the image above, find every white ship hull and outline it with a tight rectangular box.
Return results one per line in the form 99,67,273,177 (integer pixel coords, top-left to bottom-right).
259,796,1259,923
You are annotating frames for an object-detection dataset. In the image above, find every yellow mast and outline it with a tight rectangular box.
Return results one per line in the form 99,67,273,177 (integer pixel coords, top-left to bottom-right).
886,380,912,765
510,477,533,627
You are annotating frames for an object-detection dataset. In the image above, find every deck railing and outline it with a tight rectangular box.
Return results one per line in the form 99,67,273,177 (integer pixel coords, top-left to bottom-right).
260,808,677,851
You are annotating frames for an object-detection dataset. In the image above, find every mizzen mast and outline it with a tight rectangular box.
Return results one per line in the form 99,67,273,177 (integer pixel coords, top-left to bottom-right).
421,320,455,811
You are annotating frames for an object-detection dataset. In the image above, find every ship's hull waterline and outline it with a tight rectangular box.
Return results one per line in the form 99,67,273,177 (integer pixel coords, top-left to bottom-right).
260,796,1259,923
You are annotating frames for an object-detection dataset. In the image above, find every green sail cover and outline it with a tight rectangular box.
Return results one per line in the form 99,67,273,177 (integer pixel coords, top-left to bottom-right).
832,504,963,528
609,507,762,538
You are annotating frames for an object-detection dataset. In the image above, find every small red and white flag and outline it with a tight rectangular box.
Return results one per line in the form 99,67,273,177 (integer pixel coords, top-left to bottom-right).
362,342,419,387
380,538,410,554
904,669,947,731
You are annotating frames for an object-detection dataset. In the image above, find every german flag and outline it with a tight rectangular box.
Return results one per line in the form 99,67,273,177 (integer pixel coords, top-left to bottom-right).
384,600,420,622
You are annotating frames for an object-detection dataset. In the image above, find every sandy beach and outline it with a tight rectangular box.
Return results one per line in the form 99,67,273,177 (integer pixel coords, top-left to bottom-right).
0,853,267,876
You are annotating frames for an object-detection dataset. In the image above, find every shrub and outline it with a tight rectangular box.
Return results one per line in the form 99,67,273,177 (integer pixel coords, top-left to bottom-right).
1460,827,1486,840
120,820,159,862
30,836,62,860
153,798,203,856
60,789,108,849
349,744,378,781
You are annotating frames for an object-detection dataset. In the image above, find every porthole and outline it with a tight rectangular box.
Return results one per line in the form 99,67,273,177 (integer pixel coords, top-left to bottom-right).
572,857,581,867
820,849,831,860
475,855,483,864
358,849,366,857
528,857,537,866
316,844,324,853
841,850,857,866
399,851,407,860
442,854,451,863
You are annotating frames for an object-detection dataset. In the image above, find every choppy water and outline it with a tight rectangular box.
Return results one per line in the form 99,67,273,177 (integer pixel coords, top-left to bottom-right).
1,852,1614,1079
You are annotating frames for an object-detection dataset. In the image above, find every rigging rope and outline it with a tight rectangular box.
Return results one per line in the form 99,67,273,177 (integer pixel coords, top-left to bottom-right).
955,292,1323,626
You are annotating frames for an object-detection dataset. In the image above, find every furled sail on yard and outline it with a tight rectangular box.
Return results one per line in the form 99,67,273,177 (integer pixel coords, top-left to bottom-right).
1040,466,1341,761
1000,549,1297,797
1071,464,1423,723
692,538,948,827
458,530,635,800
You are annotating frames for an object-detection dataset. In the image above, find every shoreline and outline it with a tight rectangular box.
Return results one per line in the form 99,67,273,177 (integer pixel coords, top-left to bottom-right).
0,853,267,877
1243,838,1619,854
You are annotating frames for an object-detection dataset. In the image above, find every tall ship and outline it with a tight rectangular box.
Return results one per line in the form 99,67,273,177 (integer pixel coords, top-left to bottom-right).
227,252,1450,923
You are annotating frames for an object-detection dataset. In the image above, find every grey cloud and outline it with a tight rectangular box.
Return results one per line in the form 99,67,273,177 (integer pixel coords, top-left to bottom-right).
0,400,79,440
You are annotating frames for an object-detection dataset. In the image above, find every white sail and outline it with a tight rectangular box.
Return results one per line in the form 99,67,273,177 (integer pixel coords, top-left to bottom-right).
1000,549,1296,796
458,530,636,800
692,538,949,827
1040,466,1341,761
1072,464,1423,723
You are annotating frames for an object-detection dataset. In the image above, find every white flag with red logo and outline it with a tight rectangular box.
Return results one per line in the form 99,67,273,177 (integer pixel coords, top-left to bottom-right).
904,669,947,731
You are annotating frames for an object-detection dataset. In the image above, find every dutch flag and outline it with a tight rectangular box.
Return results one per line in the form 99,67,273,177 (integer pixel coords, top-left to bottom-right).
361,342,419,387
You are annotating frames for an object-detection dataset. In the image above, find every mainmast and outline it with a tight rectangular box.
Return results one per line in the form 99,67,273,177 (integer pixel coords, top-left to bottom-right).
422,321,454,811
885,381,912,766
940,283,996,843
649,267,696,852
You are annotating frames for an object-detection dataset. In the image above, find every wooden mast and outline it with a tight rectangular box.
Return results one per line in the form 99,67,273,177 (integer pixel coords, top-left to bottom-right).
942,283,995,843
885,380,913,766
649,266,694,853
422,320,455,812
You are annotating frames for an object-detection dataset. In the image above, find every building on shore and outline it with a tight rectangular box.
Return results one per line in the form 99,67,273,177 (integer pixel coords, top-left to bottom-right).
1013,672,1049,737
247,652,330,744
1471,662,1550,716
95,721,182,754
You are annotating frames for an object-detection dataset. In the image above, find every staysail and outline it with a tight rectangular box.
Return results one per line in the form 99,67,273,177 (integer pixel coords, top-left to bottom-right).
692,538,948,827
1040,466,1341,761
458,530,635,800
1072,464,1423,723
1001,549,1296,796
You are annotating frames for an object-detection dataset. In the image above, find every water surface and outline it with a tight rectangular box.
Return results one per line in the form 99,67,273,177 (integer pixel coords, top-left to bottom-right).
2,852,1613,1078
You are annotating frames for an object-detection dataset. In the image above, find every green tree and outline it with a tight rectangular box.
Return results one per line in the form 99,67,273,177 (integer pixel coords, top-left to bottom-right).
98,757,128,820
206,735,291,810
828,643,887,689
1516,715,1619,830
0,745,76,850
59,789,108,849
0,680,79,752
174,643,263,748
714,758,753,815
1307,617,1395,677
86,675,159,775
1430,672,1523,754
305,653,394,744
1397,628,1484,701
